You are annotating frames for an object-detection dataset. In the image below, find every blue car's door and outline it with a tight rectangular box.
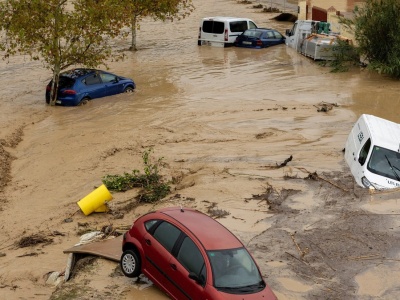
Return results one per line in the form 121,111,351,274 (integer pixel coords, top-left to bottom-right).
82,73,106,99
100,72,122,96
263,31,284,46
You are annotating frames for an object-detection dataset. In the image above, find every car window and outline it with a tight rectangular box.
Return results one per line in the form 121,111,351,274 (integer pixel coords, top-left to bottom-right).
153,221,181,253
84,74,101,85
358,138,371,166
100,73,117,83
208,248,262,289
266,31,275,38
177,237,206,277
367,145,400,180
202,21,224,34
144,219,159,232
58,77,75,89
244,30,260,38
249,21,257,29
274,32,283,39
230,21,248,33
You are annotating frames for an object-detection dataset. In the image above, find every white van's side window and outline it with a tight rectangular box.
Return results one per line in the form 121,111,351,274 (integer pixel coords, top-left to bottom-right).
249,21,257,29
229,21,249,33
358,138,371,166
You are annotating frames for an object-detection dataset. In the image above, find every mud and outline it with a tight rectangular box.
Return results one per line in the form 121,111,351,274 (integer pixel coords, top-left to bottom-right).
1,0,400,299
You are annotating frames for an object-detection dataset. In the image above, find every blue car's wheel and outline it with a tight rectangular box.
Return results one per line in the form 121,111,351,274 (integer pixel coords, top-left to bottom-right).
120,249,141,278
124,86,134,93
78,97,90,106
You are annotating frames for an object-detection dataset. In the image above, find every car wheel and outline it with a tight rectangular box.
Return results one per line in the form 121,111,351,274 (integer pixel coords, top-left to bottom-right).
78,97,90,106
120,249,141,278
124,86,134,93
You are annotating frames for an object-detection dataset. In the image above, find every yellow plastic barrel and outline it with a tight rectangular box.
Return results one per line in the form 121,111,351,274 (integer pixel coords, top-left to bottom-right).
77,184,113,216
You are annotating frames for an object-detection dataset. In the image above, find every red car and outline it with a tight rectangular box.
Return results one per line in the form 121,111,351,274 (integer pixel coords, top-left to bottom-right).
120,207,277,300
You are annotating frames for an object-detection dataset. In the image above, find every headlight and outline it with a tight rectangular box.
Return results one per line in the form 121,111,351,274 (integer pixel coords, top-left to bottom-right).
361,176,375,190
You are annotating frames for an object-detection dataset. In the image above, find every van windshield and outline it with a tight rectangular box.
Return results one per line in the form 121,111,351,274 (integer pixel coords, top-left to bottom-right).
367,146,400,182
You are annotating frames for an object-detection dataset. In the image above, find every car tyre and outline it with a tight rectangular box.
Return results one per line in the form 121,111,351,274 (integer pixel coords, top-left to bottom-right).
124,86,134,93
120,249,141,278
78,97,90,106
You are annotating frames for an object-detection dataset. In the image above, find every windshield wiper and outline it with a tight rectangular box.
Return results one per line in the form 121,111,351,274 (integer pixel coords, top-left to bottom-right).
218,281,265,293
384,155,400,181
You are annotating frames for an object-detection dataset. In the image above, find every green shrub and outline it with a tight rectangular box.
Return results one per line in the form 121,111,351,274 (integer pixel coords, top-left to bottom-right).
102,149,171,203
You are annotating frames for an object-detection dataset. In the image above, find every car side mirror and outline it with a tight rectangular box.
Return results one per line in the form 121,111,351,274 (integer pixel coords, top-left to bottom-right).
285,29,291,36
188,272,204,285
113,76,119,83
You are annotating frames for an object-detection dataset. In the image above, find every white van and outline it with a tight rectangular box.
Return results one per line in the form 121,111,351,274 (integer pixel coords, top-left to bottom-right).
198,17,258,47
344,114,400,190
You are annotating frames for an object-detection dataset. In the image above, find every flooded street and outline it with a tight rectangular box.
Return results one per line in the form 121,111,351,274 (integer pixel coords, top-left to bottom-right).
1,0,400,299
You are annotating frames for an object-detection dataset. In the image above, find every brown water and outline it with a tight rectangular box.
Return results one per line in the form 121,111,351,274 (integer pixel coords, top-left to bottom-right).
1,0,400,299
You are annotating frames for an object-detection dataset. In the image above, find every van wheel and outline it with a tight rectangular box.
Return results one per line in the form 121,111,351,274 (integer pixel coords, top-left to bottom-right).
198,40,201,46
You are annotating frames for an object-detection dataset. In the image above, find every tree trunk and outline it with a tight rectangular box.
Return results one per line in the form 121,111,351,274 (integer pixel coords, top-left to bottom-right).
49,65,61,106
49,1,62,106
130,15,138,51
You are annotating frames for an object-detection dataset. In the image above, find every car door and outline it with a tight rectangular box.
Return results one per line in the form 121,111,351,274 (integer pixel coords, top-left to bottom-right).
167,235,208,300
100,72,121,96
143,221,185,299
273,31,285,45
82,73,106,99
264,31,279,46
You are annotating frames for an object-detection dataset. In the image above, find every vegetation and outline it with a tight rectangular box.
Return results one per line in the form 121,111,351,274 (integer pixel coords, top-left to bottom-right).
102,149,171,203
321,39,360,73
119,0,194,50
0,0,128,105
340,0,400,78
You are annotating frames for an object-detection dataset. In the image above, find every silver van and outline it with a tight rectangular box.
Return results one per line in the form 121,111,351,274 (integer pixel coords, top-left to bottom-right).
198,17,258,47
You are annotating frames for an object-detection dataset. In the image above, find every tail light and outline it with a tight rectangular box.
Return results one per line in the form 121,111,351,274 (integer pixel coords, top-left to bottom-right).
198,26,201,39
46,85,51,91
224,29,228,41
62,89,77,95
256,39,262,46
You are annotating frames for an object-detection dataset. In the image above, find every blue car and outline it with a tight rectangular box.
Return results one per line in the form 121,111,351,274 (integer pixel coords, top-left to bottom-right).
45,68,136,106
234,28,285,49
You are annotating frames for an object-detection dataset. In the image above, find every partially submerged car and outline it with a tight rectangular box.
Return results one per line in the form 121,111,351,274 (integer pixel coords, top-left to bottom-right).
234,28,285,49
344,114,400,190
120,207,277,300
45,68,135,106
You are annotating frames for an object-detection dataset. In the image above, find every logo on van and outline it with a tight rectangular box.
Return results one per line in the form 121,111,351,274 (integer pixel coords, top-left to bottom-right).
387,180,400,187
357,132,364,143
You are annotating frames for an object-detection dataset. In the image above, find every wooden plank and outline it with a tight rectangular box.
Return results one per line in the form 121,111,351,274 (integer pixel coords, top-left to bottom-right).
63,235,123,262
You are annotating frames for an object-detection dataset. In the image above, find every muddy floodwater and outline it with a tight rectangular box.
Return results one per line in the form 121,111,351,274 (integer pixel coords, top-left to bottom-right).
1,0,400,299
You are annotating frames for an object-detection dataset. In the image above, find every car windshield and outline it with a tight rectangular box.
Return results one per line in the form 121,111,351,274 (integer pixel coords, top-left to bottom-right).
208,248,264,293
367,146,400,182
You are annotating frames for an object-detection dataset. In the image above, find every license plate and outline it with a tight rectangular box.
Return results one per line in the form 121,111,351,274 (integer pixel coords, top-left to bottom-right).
243,41,252,45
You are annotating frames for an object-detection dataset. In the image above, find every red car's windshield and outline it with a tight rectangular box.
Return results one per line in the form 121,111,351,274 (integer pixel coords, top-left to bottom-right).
208,248,265,292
